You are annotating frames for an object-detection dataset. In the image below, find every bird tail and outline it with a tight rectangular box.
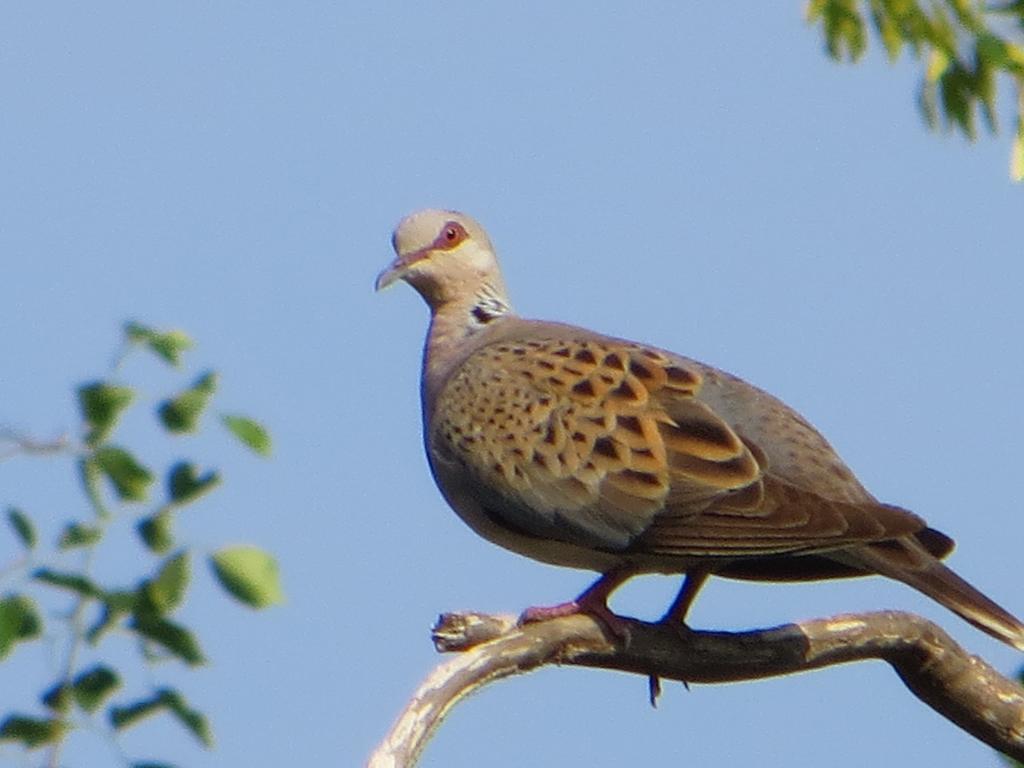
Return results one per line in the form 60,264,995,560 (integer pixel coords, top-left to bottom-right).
852,539,1024,652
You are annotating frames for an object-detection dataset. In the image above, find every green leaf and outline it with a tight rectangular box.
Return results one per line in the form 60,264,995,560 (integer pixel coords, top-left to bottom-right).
124,321,193,367
0,595,43,659
988,0,1024,17
926,47,950,84
974,33,1024,76
58,522,103,550
978,32,1010,68
41,682,72,712
104,590,138,613
869,0,903,61
79,456,109,517
137,509,174,554
929,3,956,52
1009,42,1024,71
0,715,68,748
73,665,121,713
94,445,154,502
809,0,866,61
110,689,211,748
939,62,976,138
6,507,36,549
78,382,135,446
221,415,272,456
86,606,120,644
159,688,213,747
975,55,997,134
210,546,283,608
42,668,124,715
129,614,205,665
144,552,190,614
167,462,220,505
109,694,166,730
158,371,218,433
918,77,939,130
86,591,136,644
32,568,103,598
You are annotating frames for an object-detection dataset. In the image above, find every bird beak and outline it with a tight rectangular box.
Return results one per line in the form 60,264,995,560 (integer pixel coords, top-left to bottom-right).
376,244,432,292
375,257,407,292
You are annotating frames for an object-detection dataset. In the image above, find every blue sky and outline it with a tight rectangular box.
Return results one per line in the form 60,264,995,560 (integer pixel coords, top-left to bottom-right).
2,3,1022,767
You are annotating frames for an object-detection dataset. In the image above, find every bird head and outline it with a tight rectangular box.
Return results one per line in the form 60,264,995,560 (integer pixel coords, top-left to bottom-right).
375,209,508,312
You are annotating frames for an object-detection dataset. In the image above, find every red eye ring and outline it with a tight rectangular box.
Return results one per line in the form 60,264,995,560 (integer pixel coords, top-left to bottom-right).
436,221,467,249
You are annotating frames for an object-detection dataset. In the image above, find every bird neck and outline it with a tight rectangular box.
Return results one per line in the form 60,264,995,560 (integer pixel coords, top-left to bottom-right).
421,281,512,418
428,279,511,343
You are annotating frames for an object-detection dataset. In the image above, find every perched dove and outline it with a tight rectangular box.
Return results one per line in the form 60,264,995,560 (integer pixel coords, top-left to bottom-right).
376,208,1024,650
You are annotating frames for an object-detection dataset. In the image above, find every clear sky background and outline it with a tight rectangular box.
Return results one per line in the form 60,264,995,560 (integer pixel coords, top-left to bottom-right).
2,3,1022,767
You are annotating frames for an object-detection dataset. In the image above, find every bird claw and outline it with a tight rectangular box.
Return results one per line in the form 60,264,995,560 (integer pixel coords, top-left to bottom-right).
518,600,582,624
648,675,662,707
519,598,632,644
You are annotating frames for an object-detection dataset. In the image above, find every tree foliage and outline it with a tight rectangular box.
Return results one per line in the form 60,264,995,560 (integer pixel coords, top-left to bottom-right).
0,322,281,767
808,0,1024,179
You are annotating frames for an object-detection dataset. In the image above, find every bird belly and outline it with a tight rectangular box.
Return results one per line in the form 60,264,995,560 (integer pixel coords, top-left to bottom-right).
427,452,625,571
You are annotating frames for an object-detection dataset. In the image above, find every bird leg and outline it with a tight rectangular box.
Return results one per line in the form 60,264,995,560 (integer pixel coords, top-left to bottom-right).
660,568,711,625
519,568,633,640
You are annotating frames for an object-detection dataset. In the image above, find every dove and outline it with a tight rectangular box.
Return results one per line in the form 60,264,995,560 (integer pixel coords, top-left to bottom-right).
376,208,1024,649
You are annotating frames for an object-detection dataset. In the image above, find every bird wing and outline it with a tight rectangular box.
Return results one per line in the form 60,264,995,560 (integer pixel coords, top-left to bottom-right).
431,331,924,556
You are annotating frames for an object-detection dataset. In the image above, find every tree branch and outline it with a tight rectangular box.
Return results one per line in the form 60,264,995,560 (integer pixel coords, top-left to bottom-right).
368,609,1024,767
0,428,69,461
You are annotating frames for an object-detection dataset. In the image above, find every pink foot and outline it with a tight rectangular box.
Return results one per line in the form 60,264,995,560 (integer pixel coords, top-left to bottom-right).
517,570,635,641
518,595,631,641
519,600,583,624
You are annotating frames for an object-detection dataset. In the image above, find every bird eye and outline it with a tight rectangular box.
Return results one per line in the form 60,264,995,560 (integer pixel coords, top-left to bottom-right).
437,222,467,249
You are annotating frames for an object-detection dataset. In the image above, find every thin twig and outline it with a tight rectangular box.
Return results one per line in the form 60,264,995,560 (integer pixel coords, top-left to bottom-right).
0,429,71,461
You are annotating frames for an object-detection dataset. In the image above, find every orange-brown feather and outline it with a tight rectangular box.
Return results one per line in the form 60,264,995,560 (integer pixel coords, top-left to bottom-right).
433,335,926,560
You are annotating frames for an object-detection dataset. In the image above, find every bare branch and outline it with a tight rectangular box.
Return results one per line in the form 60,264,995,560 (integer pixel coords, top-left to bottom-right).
0,428,70,461
368,609,1024,767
